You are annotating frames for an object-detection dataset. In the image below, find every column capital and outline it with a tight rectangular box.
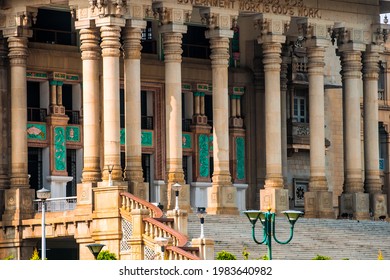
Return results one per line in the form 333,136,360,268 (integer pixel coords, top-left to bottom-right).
199,7,238,31
333,26,369,53
162,32,183,63
7,36,28,66
298,18,333,49
100,25,122,57
153,2,192,26
80,28,101,61
122,26,144,60
0,7,36,38
254,14,290,45
208,36,230,67
363,45,381,80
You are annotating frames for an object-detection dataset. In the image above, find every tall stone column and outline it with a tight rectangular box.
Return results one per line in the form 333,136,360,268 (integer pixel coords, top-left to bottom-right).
336,27,369,219
78,27,102,183
256,15,290,213
201,8,239,215
122,22,149,200
99,24,124,184
363,44,387,218
299,19,335,218
153,1,193,211
3,36,35,221
0,39,9,217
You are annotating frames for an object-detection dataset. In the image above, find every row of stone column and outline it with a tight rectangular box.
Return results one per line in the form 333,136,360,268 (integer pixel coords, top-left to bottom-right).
257,16,386,219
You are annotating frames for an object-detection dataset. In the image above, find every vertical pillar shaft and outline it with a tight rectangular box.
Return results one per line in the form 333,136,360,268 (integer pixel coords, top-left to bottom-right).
100,25,122,182
206,31,238,215
163,32,185,186
363,49,382,194
307,46,328,191
123,25,148,199
8,36,29,188
263,42,284,189
79,28,101,183
341,50,364,194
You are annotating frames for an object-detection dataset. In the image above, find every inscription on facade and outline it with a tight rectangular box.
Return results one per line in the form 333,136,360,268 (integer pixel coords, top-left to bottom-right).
177,0,321,19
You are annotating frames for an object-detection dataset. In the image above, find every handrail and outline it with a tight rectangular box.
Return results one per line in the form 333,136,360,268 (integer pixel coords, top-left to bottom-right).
119,191,200,260
143,217,188,247
166,246,201,260
120,192,163,218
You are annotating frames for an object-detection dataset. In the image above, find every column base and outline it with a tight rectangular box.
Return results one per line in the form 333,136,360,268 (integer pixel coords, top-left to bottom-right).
91,184,129,258
260,188,288,214
370,193,388,219
207,183,239,215
75,182,95,216
191,238,215,260
166,182,191,212
304,191,335,219
339,193,370,220
2,188,35,222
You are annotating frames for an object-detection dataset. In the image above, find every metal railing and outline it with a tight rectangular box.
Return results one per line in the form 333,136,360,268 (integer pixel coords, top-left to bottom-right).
27,107,47,122
31,27,77,46
34,196,77,213
65,110,81,124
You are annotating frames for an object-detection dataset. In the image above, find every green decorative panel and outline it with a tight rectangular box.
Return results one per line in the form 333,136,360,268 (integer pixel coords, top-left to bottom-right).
26,71,48,79
120,128,125,145
120,129,154,147
66,126,80,142
141,131,153,147
27,123,47,140
199,134,209,178
182,133,192,149
236,137,245,180
54,127,66,171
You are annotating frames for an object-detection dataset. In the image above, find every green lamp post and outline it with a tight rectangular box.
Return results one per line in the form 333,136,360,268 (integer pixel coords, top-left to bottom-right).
243,207,303,260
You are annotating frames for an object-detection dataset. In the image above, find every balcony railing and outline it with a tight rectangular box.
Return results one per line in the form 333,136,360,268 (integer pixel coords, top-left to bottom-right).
287,121,310,147
65,110,80,124
34,196,77,213
27,107,47,122
31,27,77,46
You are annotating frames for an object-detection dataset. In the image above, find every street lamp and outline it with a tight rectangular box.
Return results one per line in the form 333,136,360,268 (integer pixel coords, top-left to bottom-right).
86,243,105,260
108,164,114,186
197,207,207,238
172,182,182,211
243,208,303,260
155,237,170,260
36,187,51,261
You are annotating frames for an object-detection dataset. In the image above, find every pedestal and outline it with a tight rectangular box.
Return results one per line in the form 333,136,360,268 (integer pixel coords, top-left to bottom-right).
166,209,188,237
2,188,35,222
75,182,95,216
339,192,370,220
46,175,73,198
190,182,211,209
192,238,215,260
304,191,335,218
260,188,288,214
207,184,239,215
371,193,388,219
235,184,248,212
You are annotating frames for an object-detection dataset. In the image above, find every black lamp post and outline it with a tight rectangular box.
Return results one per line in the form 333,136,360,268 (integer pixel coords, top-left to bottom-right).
86,243,105,260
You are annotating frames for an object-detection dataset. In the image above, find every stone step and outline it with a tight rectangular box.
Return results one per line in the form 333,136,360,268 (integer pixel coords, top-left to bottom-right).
187,214,390,260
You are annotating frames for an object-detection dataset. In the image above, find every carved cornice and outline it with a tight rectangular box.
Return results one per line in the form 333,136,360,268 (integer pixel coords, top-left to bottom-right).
153,2,192,26
0,7,36,38
254,14,290,45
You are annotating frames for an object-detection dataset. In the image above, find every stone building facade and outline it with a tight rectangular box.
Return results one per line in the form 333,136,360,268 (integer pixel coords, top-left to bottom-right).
1,0,390,259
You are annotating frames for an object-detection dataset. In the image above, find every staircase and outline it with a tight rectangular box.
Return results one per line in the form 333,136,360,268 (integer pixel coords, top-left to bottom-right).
187,214,390,260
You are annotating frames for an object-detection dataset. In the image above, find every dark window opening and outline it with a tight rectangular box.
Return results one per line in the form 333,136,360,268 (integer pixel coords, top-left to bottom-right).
120,89,125,128
142,154,151,184
182,25,210,59
141,21,157,54
205,94,213,127
63,84,80,124
183,156,188,184
66,149,77,197
28,147,43,196
27,81,47,122
31,8,76,46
